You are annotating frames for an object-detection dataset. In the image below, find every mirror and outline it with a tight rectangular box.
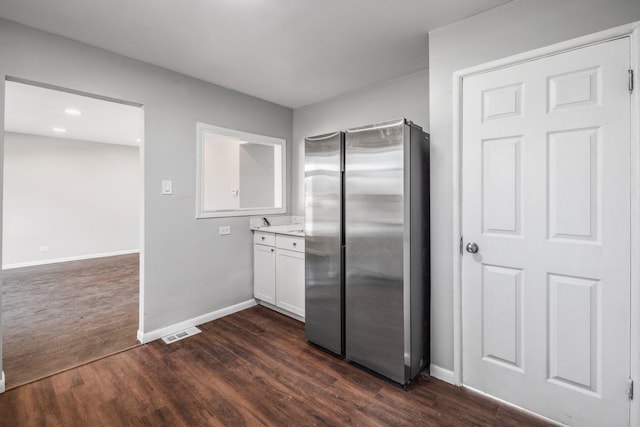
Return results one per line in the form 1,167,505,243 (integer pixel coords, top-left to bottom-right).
196,123,286,218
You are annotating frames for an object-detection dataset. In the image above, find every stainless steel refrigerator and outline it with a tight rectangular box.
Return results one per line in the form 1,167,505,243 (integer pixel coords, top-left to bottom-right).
305,119,429,385
304,131,344,356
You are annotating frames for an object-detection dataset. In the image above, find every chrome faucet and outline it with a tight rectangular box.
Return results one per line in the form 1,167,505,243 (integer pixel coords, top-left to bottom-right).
262,217,271,227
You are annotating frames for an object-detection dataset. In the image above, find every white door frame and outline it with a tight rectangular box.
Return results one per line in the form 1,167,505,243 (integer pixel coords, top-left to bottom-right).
452,21,640,425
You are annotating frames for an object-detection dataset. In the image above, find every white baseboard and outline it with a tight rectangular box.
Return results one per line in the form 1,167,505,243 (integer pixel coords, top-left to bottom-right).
428,366,559,425
256,300,305,323
137,299,257,344
2,249,140,270
429,364,456,385
136,328,145,344
464,385,565,426
0,371,5,393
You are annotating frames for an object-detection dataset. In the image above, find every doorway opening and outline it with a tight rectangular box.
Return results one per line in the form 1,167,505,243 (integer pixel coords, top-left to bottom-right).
2,78,144,389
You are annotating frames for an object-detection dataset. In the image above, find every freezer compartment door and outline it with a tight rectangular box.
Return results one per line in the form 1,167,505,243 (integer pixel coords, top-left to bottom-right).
344,119,406,383
304,131,344,355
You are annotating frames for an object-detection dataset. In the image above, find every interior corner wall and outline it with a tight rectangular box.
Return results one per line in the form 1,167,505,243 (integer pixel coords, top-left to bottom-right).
291,69,429,215
0,18,293,346
428,0,640,374
3,132,139,267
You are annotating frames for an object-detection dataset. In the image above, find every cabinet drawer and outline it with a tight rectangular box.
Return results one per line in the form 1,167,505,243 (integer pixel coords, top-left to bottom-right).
254,231,275,246
276,234,305,252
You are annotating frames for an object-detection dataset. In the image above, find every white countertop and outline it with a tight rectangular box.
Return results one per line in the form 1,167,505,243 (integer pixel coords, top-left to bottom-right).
250,224,304,237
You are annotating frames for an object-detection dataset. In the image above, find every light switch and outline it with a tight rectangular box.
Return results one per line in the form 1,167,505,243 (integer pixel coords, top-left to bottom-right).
162,180,173,195
219,226,231,235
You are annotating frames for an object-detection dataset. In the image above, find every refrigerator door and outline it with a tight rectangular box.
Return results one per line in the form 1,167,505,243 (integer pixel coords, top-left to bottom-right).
344,119,406,383
304,131,344,355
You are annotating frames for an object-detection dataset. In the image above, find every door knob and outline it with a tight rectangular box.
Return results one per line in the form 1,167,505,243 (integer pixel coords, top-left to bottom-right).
466,242,479,254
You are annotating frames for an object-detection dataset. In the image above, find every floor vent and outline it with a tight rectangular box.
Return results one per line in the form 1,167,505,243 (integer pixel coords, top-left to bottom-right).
161,326,202,344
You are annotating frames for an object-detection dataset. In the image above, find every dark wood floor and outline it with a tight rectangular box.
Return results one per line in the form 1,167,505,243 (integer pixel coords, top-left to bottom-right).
2,254,139,389
0,305,553,426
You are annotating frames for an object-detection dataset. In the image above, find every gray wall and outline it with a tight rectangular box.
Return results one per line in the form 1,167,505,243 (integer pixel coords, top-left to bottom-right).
0,17,293,372
428,0,640,374
292,69,429,214
3,132,139,266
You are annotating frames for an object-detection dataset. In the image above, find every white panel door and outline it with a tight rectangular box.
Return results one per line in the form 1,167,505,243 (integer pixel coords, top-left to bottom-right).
254,244,276,304
462,37,631,426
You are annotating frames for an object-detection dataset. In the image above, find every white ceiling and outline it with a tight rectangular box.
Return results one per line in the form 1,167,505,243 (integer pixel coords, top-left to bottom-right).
0,0,511,109
4,81,143,146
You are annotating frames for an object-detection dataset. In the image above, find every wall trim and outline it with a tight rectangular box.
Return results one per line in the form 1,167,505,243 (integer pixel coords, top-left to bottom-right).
630,23,640,427
453,21,640,80
465,385,565,427
452,20,640,423
137,299,256,344
256,300,305,323
2,249,139,270
429,364,456,385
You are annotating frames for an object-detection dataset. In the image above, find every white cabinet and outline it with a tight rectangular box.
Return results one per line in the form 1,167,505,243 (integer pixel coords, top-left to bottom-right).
253,231,305,319
275,248,305,317
253,242,276,304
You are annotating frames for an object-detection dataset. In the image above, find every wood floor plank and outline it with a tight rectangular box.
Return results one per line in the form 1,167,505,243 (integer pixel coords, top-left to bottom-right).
2,254,139,389
0,305,554,426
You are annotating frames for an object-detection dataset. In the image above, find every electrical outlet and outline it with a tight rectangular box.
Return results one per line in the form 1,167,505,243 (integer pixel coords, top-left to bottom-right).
39,246,49,252
219,226,231,235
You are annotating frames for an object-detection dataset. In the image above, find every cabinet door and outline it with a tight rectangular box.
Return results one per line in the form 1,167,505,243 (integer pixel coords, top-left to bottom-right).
254,244,275,304
275,248,305,317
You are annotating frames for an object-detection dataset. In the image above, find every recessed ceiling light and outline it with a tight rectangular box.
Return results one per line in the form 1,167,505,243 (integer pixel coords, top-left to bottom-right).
52,127,66,133
136,138,141,143
65,108,82,116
